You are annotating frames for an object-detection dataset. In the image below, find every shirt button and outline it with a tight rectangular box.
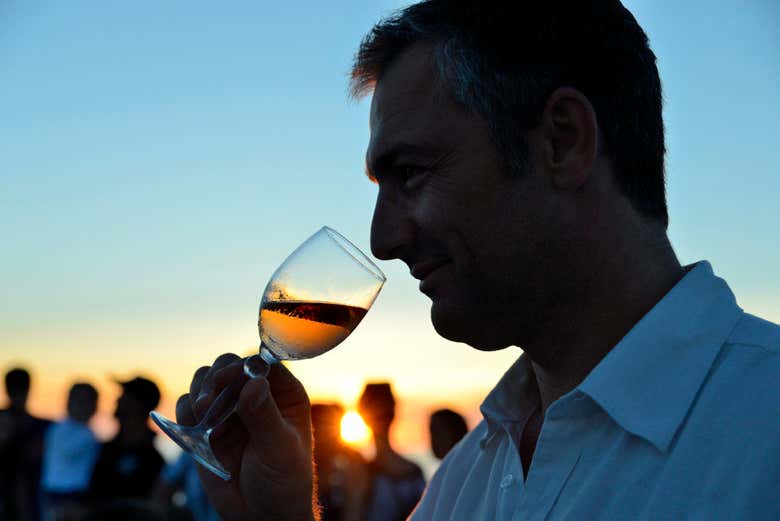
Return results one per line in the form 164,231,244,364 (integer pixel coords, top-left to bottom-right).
500,474,514,488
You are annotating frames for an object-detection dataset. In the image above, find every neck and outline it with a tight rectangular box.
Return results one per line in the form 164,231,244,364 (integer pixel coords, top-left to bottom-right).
373,430,392,456
8,403,27,414
526,220,685,411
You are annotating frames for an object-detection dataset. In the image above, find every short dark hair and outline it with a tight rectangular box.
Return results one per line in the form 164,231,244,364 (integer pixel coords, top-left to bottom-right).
430,408,467,437
4,367,30,396
351,0,668,228
68,382,98,419
358,382,396,425
116,376,160,414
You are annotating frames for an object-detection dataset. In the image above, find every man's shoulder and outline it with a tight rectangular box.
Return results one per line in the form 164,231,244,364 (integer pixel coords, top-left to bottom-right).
695,312,780,425
50,420,98,445
711,312,780,381
725,312,780,352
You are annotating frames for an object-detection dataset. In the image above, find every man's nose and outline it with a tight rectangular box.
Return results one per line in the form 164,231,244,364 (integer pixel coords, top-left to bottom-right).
370,189,414,261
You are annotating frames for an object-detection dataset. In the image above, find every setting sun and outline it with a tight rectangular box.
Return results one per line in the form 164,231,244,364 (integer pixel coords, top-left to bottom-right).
340,411,371,445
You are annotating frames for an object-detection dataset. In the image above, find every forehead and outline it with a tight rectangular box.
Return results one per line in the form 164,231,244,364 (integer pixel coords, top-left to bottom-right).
367,44,457,164
369,43,437,123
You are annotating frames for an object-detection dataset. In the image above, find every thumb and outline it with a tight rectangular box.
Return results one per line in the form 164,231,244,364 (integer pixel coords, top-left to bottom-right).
236,377,308,463
234,375,315,521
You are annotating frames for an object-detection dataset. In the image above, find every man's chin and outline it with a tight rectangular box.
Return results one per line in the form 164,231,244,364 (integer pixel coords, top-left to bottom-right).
430,302,511,351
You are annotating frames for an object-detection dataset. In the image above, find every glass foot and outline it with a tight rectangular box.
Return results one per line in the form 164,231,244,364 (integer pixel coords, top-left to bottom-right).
150,411,232,481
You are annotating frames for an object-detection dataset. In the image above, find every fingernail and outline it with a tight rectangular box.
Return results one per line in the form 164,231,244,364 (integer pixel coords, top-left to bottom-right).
195,391,211,409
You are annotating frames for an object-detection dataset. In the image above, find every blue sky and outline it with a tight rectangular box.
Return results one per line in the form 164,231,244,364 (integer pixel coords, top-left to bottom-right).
1,1,778,451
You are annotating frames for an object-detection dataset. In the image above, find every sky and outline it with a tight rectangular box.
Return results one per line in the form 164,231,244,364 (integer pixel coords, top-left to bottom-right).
1,0,778,465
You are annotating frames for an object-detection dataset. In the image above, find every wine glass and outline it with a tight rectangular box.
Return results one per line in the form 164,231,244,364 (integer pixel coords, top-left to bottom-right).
150,226,385,480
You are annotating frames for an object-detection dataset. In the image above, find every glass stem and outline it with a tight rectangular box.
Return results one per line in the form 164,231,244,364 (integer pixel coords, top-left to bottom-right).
246,343,276,377
196,375,248,434
196,350,273,434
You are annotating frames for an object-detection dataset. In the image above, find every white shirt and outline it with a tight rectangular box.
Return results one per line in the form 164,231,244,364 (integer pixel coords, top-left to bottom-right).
411,261,780,520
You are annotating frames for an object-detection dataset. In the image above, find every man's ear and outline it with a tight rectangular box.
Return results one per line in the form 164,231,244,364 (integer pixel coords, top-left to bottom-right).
539,87,599,191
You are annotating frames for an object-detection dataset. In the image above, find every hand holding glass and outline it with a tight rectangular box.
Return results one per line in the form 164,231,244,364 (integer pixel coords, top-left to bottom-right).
150,226,385,480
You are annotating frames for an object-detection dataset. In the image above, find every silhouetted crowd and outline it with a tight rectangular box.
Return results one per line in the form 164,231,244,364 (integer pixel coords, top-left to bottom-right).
0,367,469,521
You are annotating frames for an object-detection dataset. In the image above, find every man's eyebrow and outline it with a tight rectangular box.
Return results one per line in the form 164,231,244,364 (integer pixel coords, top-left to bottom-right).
365,143,430,181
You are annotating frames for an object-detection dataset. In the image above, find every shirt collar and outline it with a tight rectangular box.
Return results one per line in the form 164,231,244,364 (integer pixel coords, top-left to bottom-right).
479,353,538,447
578,261,743,452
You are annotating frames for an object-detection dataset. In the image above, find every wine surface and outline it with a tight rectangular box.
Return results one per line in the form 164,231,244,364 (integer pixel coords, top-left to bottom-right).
259,300,368,360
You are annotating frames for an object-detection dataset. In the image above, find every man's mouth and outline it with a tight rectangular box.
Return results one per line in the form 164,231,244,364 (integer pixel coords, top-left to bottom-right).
411,258,453,294
411,258,451,281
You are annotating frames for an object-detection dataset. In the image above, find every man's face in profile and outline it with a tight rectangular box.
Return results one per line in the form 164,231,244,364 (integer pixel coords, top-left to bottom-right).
366,44,560,350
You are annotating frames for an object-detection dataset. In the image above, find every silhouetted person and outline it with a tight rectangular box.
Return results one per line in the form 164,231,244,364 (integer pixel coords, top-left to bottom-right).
154,451,220,521
90,376,164,503
0,367,51,521
428,409,468,461
311,404,366,521
41,382,100,521
358,383,425,521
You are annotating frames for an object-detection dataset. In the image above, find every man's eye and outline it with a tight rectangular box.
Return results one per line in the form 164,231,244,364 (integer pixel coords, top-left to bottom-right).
400,165,428,190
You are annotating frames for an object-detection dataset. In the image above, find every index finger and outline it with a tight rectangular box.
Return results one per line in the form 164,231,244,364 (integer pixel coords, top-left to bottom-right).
175,393,197,426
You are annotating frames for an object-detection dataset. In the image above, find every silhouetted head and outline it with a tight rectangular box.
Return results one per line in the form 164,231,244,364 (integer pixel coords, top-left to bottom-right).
114,376,160,425
311,403,345,448
67,382,98,423
429,408,468,459
4,367,31,411
358,382,396,434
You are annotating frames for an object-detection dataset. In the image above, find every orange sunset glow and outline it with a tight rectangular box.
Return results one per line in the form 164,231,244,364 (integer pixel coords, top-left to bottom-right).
340,410,371,446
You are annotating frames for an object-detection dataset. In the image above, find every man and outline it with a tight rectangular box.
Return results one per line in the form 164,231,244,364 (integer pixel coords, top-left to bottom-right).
358,383,425,521
0,367,51,521
177,1,780,520
90,376,165,503
310,403,366,521
428,409,467,461
41,382,101,520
